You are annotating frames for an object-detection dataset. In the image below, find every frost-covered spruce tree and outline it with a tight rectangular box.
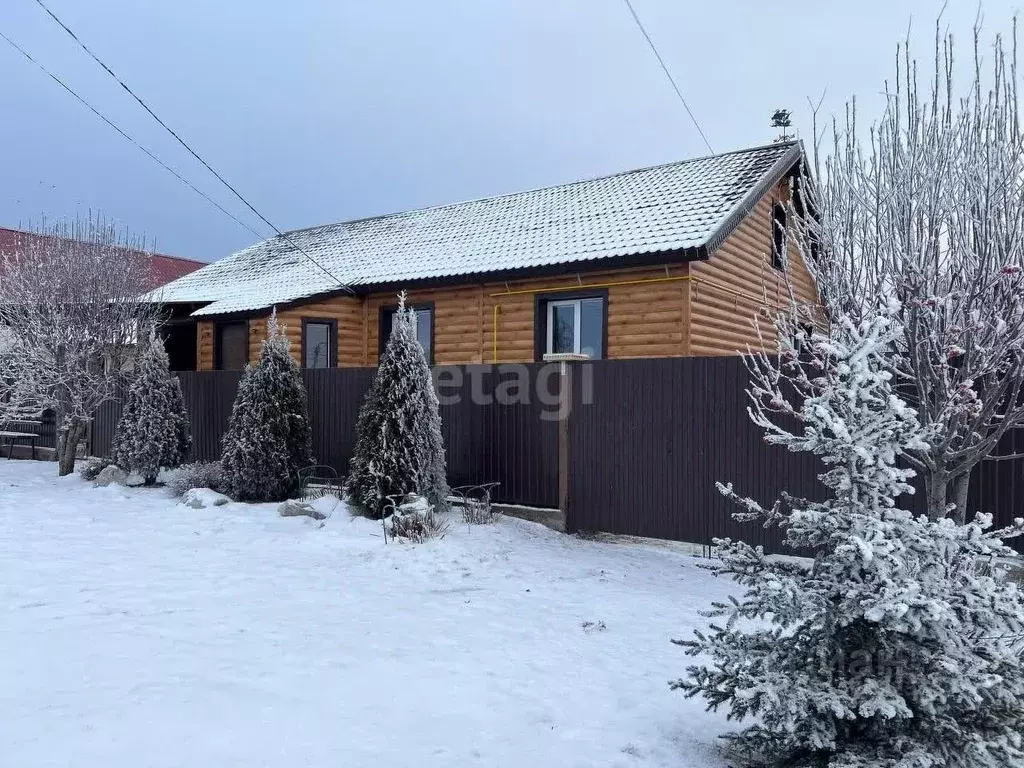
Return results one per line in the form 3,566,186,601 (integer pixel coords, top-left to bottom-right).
113,329,191,484
220,311,314,502
675,305,1024,768
345,293,449,518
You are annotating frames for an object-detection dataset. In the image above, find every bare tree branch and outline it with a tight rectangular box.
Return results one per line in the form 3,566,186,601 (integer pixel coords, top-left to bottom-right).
0,214,162,475
791,15,1024,522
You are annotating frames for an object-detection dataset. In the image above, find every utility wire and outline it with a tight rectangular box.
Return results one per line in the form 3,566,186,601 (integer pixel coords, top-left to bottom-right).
0,29,265,242
30,0,351,291
620,0,715,154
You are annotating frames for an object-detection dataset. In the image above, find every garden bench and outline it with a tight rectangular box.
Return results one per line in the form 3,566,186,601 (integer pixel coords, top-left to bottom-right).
0,429,39,459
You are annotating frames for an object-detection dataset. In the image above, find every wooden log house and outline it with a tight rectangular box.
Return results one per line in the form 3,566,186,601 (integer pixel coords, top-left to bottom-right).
154,141,819,370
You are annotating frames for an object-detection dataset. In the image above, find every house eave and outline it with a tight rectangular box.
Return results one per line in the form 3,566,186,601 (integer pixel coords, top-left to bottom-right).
179,245,710,318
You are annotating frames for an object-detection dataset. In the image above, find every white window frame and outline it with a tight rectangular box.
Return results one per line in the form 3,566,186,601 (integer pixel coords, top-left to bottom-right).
547,299,584,356
411,309,430,349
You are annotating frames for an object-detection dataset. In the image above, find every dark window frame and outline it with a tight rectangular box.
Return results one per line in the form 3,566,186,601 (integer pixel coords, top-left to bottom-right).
532,288,609,362
301,317,338,369
378,301,435,365
214,320,249,371
771,201,788,271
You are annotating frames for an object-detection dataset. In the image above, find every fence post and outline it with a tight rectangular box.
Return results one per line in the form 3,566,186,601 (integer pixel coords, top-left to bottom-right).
544,353,588,532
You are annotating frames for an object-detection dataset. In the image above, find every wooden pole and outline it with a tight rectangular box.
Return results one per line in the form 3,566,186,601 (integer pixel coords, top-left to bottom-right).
543,353,587,532
558,359,572,530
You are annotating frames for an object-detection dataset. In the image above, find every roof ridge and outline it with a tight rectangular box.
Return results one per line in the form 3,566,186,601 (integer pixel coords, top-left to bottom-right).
280,140,800,239
151,252,206,266
703,141,803,252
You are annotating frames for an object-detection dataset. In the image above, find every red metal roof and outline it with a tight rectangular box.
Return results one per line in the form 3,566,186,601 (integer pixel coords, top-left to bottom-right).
0,227,205,290
149,252,208,287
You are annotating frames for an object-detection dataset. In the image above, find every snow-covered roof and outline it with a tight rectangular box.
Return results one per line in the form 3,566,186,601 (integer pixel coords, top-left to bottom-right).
156,141,802,317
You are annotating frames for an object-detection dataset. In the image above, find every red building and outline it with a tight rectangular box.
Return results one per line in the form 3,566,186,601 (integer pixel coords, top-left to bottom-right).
0,226,205,291
0,225,207,369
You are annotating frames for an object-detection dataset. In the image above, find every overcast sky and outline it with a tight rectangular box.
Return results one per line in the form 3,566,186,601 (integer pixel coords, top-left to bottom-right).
0,0,1018,261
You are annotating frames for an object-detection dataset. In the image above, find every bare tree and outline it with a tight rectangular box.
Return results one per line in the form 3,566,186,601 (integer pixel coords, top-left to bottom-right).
0,215,161,475
793,18,1024,522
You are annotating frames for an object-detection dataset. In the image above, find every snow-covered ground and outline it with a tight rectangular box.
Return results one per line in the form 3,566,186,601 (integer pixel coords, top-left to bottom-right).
0,460,733,767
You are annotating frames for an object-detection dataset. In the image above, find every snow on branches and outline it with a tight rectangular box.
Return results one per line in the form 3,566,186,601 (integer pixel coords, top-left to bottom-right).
794,18,1024,520
220,311,314,502
345,293,450,518
113,330,191,483
0,215,160,475
676,306,1024,768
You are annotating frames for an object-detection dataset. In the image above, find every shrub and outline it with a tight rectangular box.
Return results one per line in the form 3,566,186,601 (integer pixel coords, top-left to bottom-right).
461,497,500,525
166,461,224,498
387,496,449,543
346,293,450,517
220,311,314,502
78,457,112,482
113,331,191,484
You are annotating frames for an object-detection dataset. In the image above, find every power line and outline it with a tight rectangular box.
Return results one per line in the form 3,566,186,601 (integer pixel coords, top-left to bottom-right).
30,0,351,291
0,29,264,241
620,0,715,154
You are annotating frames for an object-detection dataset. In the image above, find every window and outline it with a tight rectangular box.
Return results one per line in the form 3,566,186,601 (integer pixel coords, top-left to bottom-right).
535,294,605,360
215,321,248,370
771,201,788,270
302,318,337,369
380,304,433,363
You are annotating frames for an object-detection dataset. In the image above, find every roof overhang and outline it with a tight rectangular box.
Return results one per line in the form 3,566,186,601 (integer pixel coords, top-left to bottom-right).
703,141,803,254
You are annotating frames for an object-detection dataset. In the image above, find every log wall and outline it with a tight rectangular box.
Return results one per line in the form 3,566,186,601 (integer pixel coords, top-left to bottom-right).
275,297,364,366
689,180,819,356
196,298,363,371
197,321,213,371
363,264,691,366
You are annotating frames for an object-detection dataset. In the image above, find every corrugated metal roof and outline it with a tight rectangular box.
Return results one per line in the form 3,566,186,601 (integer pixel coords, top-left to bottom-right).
155,141,801,316
149,253,207,287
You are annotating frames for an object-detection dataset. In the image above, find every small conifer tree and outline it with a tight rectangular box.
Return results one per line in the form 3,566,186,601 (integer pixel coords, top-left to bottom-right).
346,293,450,517
676,307,1024,767
220,311,314,502
113,329,191,483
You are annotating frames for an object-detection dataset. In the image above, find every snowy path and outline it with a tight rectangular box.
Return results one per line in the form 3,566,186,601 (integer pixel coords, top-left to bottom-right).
0,461,732,767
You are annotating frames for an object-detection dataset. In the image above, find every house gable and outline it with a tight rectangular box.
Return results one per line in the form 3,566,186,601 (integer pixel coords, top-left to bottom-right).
689,178,819,356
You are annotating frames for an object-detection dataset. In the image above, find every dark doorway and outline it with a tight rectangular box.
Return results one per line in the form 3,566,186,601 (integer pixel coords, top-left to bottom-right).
214,321,249,370
162,323,198,371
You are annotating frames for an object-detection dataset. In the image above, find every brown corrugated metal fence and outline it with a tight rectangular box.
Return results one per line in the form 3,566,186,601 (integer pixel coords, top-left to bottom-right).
566,357,826,552
566,357,1023,553
90,364,559,509
436,364,559,508
88,358,1023,554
